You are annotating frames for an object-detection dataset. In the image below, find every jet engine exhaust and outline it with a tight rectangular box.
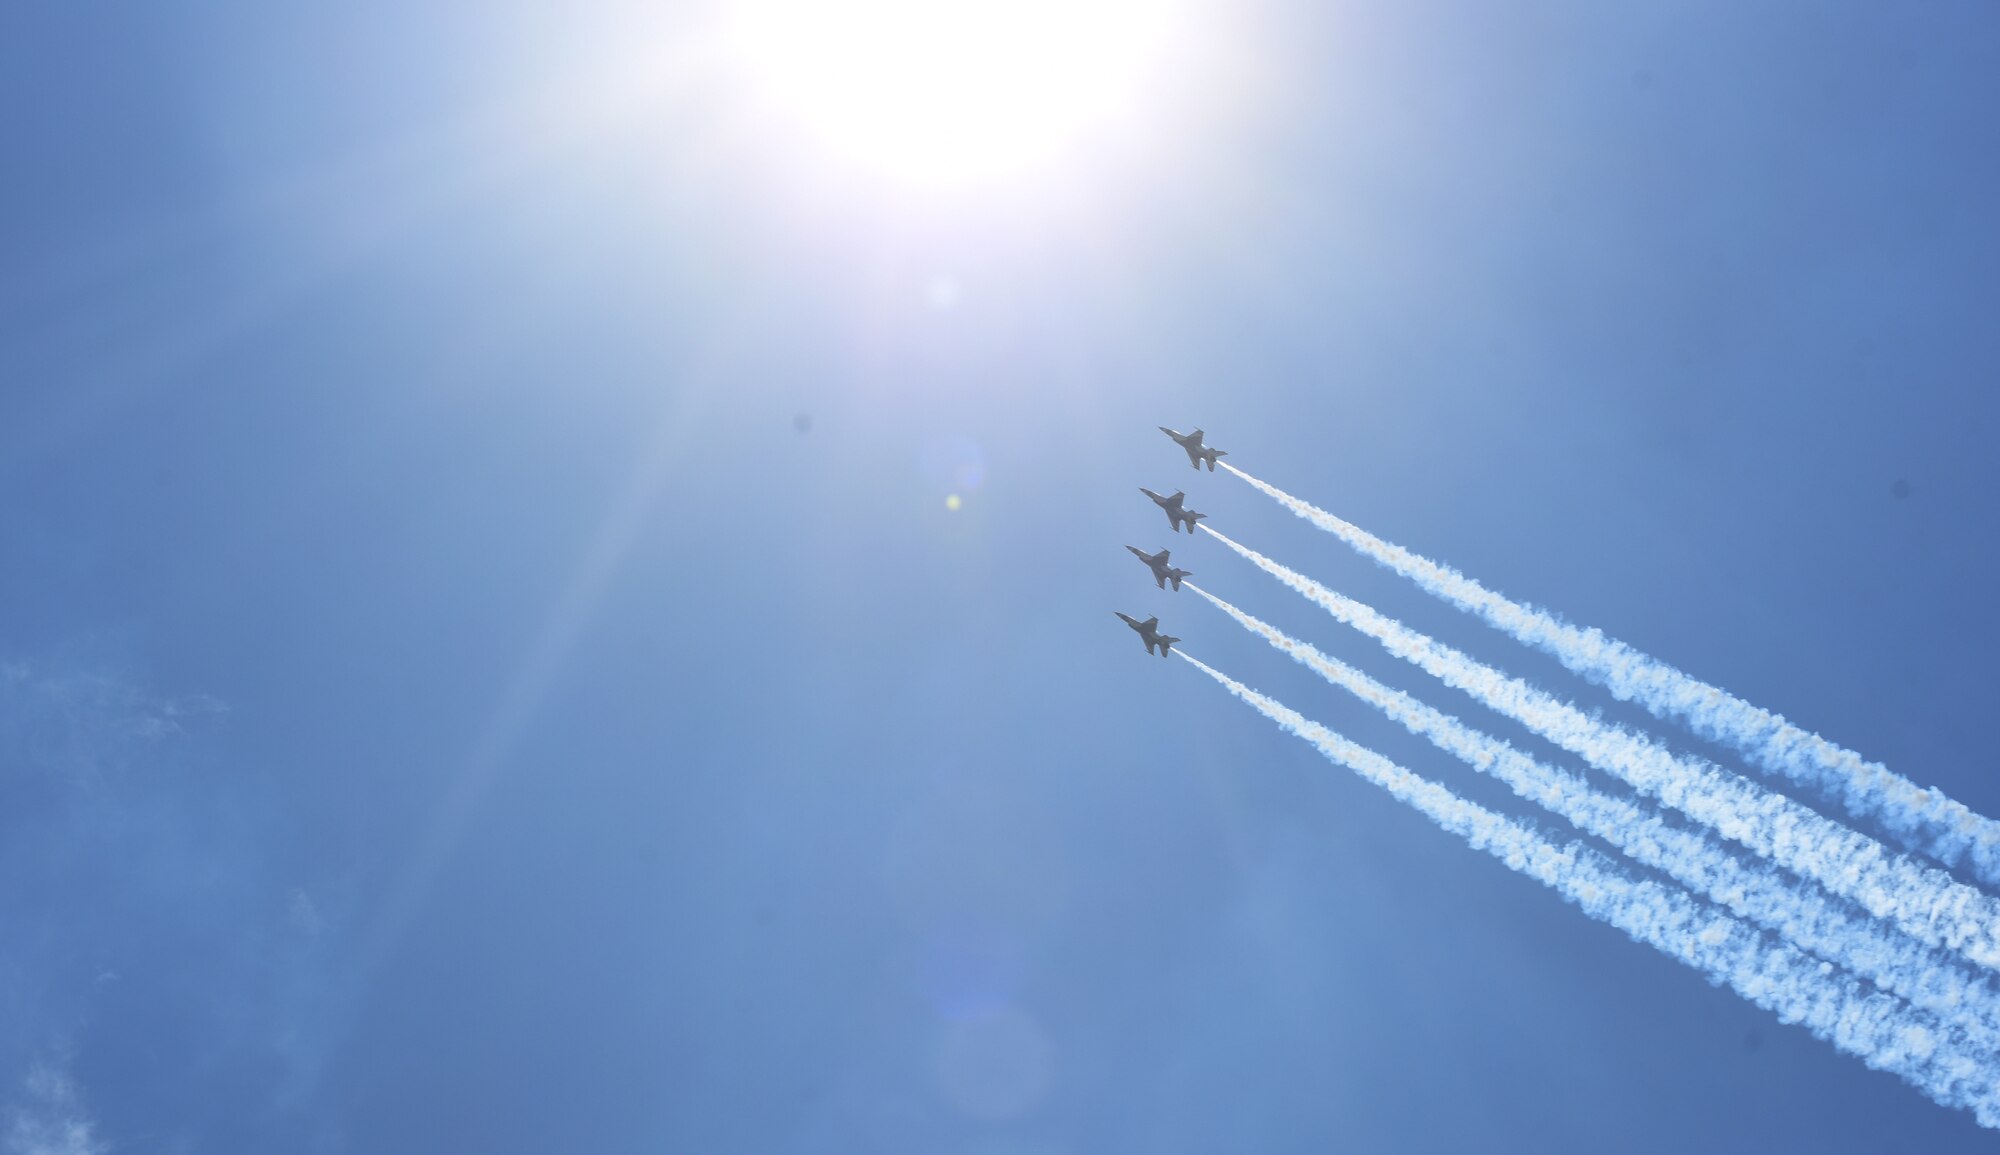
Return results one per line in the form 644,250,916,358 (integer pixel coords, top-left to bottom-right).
1175,649,2000,1126
1218,460,2000,887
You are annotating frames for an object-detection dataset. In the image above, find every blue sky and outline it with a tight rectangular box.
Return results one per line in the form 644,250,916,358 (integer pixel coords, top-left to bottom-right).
5,2,2000,1151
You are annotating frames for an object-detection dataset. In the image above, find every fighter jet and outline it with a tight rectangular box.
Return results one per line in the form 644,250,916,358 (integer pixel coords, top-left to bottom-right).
1115,612,1180,657
1127,545,1192,591
1160,426,1227,471
1140,487,1207,534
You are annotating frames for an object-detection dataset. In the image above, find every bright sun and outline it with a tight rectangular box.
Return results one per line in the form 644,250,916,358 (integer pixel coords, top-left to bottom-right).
725,0,1183,185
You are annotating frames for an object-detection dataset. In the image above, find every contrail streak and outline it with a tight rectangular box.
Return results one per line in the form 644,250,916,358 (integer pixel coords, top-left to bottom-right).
1185,582,2000,1045
1220,460,2000,886
1175,650,2000,1126
1200,524,2000,974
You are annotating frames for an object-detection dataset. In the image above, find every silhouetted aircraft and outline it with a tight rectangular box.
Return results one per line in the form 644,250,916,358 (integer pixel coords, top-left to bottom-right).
1127,546,1191,591
1140,487,1207,534
1160,426,1227,471
1115,612,1180,657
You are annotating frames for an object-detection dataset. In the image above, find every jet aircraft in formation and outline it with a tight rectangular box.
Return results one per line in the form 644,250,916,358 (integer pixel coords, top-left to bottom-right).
1159,426,1227,471
1119,425,1225,656
1127,545,1192,591
1115,612,1180,657
1140,487,1206,534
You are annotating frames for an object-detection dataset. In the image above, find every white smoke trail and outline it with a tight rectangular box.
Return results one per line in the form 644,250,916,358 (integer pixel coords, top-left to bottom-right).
1175,649,2000,1126
1220,460,2000,886
1200,525,2000,974
1185,582,2000,1046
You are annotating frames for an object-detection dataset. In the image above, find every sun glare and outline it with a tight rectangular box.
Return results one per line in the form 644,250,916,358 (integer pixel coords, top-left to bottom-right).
725,0,1181,184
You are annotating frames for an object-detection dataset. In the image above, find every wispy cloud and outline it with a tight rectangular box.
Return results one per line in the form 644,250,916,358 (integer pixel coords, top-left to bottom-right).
289,889,324,938
0,657,329,1146
0,659,224,785
4,1061,106,1155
